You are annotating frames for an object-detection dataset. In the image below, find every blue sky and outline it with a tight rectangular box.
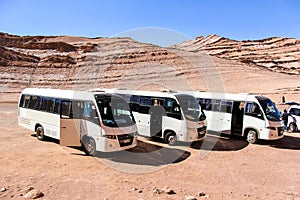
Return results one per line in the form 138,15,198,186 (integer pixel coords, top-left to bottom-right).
0,0,299,46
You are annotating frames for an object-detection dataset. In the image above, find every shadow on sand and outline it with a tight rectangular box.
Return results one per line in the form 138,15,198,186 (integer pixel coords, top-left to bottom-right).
190,131,249,151
265,135,300,150
93,140,191,166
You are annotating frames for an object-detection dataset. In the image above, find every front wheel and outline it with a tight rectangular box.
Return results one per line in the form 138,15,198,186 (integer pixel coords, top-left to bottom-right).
289,123,298,132
36,126,45,141
165,132,177,145
82,136,97,156
246,130,258,144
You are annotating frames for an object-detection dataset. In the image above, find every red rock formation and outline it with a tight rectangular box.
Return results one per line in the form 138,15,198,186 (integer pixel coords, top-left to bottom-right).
172,34,300,75
0,32,299,103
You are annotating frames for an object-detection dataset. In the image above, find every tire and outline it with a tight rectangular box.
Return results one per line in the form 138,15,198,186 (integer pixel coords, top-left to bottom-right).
246,130,258,144
82,136,97,156
289,123,298,133
165,132,177,145
36,126,45,141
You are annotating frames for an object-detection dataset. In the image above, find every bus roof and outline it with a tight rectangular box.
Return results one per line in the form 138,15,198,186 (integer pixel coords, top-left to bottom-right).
21,88,112,101
106,88,188,99
193,92,265,102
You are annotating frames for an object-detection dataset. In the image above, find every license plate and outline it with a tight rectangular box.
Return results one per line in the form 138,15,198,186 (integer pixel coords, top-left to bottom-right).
122,139,131,143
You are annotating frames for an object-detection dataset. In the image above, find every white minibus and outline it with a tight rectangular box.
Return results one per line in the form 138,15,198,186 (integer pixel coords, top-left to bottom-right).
287,105,300,132
112,89,207,144
18,88,138,155
195,92,284,143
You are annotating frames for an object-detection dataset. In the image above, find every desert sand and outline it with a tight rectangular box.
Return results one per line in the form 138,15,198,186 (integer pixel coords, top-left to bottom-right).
0,103,300,199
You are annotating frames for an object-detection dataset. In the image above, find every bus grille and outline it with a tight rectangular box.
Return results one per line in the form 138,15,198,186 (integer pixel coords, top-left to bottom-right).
278,127,284,136
117,133,134,147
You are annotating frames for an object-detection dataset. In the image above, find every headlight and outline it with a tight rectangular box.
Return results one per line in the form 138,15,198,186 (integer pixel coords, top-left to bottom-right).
104,135,117,139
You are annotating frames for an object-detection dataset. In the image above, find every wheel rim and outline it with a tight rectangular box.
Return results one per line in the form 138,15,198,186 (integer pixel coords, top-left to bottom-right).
36,128,43,138
247,131,256,143
168,135,176,145
85,139,95,154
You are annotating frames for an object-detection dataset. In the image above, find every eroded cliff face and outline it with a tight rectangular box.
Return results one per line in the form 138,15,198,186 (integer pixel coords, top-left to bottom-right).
172,34,300,75
0,32,299,102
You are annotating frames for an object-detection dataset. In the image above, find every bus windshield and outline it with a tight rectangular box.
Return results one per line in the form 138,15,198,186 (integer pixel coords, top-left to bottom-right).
96,95,135,127
256,97,281,121
175,94,201,122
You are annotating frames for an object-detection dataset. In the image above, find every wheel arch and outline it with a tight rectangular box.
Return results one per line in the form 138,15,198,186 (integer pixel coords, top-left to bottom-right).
243,127,260,138
34,123,43,131
163,129,176,139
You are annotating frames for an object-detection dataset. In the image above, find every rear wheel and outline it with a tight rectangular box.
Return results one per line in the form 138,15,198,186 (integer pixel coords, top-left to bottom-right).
165,132,177,145
36,126,45,141
289,123,298,132
82,136,97,156
246,130,258,144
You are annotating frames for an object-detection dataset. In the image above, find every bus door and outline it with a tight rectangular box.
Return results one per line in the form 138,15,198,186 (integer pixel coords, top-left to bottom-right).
59,100,81,147
149,99,165,137
231,101,245,135
244,101,265,132
220,100,233,134
135,97,151,137
81,101,101,138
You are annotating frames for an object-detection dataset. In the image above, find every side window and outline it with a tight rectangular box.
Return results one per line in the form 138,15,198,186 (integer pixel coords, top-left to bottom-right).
164,98,182,120
245,102,263,119
61,101,71,118
205,99,212,111
212,99,221,111
220,100,233,113
24,95,31,108
41,97,55,113
294,108,300,116
19,95,25,108
139,96,152,114
83,101,99,124
72,101,83,119
129,95,140,112
29,96,41,110
53,99,61,114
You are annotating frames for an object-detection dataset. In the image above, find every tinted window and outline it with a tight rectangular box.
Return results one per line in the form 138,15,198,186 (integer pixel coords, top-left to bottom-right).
245,102,264,120
164,98,182,120
19,95,25,108
129,95,140,112
139,96,152,114
53,99,61,114
199,98,212,111
41,97,55,113
83,101,99,124
290,108,300,116
29,96,41,110
220,100,233,113
61,101,71,118
212,99,221,111
72,101,84,119
24,95,30,108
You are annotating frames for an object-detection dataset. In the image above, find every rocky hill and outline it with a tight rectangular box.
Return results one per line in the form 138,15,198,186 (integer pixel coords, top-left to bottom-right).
172,34,300,75
0,32,299,102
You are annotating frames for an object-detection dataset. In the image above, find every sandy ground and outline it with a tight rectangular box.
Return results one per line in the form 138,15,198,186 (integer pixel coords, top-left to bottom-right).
0,103,300,200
